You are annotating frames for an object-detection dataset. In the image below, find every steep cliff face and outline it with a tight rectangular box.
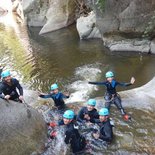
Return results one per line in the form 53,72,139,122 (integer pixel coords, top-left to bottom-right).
22,0,77,34
84,0,155,53
88,0,155,36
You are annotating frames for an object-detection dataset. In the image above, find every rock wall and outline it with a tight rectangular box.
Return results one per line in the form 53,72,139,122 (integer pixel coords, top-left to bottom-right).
0,99,47,155
22,0,77,34
84,0,155,53
94,0,155,35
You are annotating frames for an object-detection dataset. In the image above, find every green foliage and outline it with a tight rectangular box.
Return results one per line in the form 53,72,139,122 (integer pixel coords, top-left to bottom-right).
96,0,105,12
142,11,155,39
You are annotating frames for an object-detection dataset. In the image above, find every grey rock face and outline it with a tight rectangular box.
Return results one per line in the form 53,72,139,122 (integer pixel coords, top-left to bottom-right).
95,0,155,35
103,36,151,53
76,11,101,39
22,0,76,34
0,99,47,155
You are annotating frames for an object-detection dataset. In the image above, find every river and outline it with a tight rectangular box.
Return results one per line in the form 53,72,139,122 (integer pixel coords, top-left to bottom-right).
0,12,155,155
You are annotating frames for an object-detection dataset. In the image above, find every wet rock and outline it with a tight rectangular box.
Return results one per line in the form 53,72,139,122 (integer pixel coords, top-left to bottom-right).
116,132,134,148
103,36,151,53
150,39,155,54
0,98,47,155
136,129,148,134
119,77,155,111
76,11,101,39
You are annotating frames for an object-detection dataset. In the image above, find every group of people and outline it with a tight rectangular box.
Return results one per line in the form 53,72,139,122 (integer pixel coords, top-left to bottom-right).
0,69,135,154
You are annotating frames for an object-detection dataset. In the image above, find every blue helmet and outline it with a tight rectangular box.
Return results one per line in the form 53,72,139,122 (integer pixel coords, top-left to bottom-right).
87,99,96,106
1,70,11,78
105,71,114,78
99,108,109,116
63,110,74,119
50,83,58,90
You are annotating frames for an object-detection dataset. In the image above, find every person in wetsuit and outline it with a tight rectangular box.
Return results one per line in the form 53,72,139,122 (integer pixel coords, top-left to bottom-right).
49,110,86,154
39,83,69,110
93,108,113,143
89,71,135,120
0,70,24,102
77,99,99,124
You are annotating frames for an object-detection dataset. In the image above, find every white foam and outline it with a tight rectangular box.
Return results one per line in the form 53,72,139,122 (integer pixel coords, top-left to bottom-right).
66,64,102,103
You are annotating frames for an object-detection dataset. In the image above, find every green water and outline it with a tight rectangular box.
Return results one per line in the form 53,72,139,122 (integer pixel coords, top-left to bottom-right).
0,23,155,96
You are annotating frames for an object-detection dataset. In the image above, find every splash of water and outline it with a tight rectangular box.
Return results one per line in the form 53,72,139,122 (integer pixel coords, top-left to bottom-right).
66,64,102,103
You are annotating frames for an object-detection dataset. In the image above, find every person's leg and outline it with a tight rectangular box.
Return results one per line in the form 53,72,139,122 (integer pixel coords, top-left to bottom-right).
104,94,112,111
113,95,126,115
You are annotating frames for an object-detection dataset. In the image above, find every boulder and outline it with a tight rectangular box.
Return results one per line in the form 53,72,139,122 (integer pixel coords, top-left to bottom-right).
119,76,155,111
150,39,155,54
39,0,76,34
103,36,151,53
22,0,76,34
76,11,101,39
22,0,47,27
0,98,47,155
95,0,155,35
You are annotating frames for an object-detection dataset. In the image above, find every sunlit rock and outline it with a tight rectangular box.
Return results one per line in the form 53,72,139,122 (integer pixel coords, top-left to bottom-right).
76,11,101,39
22,0,76,34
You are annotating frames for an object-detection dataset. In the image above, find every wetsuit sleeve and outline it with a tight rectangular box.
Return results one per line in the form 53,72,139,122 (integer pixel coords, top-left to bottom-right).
90,111,99,123
57,120,64,126
116,81,132,87
39,94,51,98
100,123,113,142
64,130,71,144
15,79,23,96
93,119,100,124
61,92,69,99
77,108,85,123
88,81,107,86
0,84,5,99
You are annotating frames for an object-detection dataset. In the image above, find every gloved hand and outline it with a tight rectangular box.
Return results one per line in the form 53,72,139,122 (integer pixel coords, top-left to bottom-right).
50,131,57,138
49,122,57,127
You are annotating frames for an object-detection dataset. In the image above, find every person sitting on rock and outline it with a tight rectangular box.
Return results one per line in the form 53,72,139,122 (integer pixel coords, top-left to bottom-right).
0,70,24,102
89,71,135,121
39,83,69,110
77,99,99,124
92,108,113,143
48,110,86,154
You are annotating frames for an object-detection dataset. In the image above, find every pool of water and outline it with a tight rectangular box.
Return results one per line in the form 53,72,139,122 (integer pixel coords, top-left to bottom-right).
0,17,155,102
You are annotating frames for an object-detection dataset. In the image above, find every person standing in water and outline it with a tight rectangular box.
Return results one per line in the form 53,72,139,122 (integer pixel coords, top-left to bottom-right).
48,110,86,154
39,83,69,110
77,99,99,124
92,108,113,143
89,71,135,120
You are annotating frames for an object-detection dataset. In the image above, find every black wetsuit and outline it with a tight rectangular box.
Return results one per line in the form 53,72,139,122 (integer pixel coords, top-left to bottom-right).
39,92,69,110
58,120,86,153
77,106,99,123
89,79,132,115
94,118,113,143
0,78,23,101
